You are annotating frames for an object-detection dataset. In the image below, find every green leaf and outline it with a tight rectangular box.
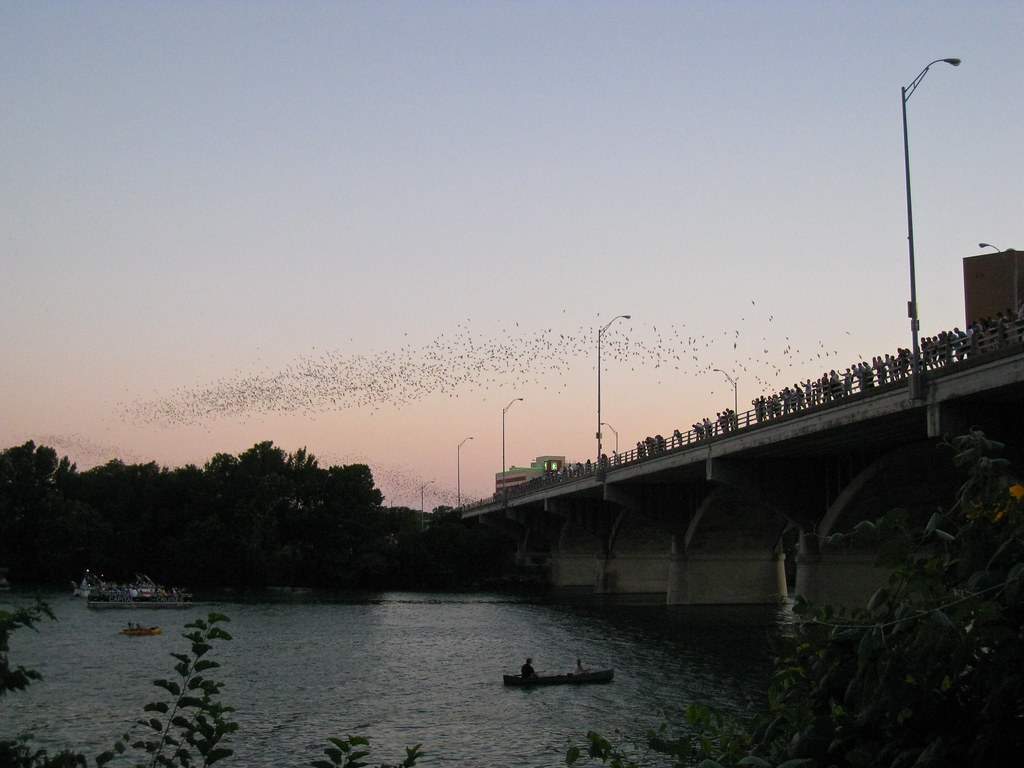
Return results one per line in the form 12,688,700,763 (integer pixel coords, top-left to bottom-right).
696,760,726,768
866,587,889,613
144,702,170,713
566,745,581,765
206,747,233,765
311,761,335,768
191,642,212,658
153,679,181,696
194,659,220,672
96,751,115,766
113,741,125,754
737,758,773,767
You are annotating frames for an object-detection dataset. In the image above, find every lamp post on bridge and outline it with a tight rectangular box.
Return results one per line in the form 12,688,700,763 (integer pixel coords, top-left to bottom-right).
502,397,523,506
713,368,738,427
419,479,434,530
902,56,961,400
597,314,631,463
600,422,618,455
457,436,473,508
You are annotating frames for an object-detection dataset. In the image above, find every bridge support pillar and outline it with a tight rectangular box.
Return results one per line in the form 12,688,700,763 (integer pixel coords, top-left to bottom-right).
927,400,969,439
793,530,888,608
666,535,786,605
550,553,600,589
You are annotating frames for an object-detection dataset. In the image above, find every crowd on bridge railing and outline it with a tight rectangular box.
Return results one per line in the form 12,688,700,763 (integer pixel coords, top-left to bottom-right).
465,311,1024,510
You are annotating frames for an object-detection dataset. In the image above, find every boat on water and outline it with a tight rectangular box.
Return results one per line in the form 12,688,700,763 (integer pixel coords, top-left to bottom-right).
120,625,162,637
503,669,614,687
86,573,192,609
72,569,106,598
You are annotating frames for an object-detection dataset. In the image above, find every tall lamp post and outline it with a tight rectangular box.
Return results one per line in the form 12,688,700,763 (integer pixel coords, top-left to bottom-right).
902,56,961,399
501,397,523,505
419,479,434,530
713,368,738,423
600,422,618,455
457,436,473,508
597,314,631,462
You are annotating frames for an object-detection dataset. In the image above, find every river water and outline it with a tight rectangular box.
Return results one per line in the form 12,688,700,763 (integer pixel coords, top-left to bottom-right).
3,590,787,767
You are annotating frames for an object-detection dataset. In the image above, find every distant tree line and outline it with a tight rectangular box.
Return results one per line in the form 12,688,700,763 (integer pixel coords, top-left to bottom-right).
0,440,515,592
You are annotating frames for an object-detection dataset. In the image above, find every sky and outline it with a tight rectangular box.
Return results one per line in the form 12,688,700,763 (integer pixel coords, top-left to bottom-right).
2,1,1021,508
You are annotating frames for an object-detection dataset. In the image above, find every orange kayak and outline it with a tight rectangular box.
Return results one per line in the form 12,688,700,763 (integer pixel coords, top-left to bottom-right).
120,626,162,636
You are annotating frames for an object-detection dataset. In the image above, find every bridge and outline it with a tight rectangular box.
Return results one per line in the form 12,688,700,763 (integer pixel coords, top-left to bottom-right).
462,321,1024,606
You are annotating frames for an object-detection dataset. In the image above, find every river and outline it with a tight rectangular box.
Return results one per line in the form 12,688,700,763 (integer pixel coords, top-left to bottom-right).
3,590,787,767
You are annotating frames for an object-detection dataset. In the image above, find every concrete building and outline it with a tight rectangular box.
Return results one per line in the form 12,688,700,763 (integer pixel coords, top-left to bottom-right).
495,455,565,493
963,248,1022,325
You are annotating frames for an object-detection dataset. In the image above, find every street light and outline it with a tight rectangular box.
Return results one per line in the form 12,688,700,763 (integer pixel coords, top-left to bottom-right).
979,243,1002,252
501,397,523,505
902,56,961,399
457,436,473,508
712,368,738,422
600,422,618,455
419,479,435,530
597,314,631,462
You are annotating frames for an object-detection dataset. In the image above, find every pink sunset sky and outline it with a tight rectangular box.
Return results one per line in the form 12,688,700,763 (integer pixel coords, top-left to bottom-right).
2,2,1021,508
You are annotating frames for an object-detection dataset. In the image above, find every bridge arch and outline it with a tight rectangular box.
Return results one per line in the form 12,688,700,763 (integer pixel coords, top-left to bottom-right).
667,485,788,604
795,440,959,606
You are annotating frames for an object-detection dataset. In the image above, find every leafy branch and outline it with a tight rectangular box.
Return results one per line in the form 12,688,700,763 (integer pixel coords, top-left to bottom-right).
97,613,238,768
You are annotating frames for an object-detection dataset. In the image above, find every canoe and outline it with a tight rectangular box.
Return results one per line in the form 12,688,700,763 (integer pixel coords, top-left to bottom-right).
120,626,162,636
503,669,614,687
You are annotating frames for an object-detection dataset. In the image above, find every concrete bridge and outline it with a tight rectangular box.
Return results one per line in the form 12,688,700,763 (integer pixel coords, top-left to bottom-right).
462,325,1024,607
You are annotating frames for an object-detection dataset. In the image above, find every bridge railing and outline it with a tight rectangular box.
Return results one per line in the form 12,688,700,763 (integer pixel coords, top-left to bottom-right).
461,318,1024,513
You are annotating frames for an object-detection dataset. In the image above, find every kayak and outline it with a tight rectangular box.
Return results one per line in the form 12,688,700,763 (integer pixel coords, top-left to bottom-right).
120,626,162,636
503,669,614,687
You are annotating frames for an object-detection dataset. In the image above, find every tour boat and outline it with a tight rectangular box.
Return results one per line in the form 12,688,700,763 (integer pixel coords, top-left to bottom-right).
503,669,614,687
87,574,192,609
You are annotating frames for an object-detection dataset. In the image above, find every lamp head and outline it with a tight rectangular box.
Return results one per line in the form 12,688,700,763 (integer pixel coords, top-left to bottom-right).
943,58,961,66
623,314,632,320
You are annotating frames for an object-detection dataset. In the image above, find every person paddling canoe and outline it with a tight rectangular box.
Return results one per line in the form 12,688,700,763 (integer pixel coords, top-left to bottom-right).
520,657,536,678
